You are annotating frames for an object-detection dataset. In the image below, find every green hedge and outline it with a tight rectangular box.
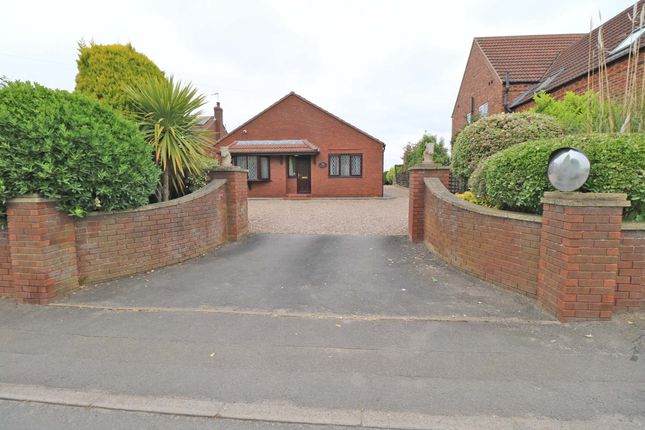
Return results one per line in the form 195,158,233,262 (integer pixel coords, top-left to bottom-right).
451,112,563,182
0,81,160,218
475,134,645,219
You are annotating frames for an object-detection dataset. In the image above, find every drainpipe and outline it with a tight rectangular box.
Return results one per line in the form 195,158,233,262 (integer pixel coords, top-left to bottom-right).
503,72,510,112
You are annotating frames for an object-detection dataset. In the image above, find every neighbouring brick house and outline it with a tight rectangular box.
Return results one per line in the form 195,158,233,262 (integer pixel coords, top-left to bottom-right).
452,2,645,136
213,92,385,198
451,34,583,138
198,101,228,141
511,1,645,110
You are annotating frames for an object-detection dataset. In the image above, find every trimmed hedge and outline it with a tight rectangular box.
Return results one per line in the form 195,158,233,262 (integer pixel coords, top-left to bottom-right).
0,81,160,217
474,134,645,218
452,112,563,182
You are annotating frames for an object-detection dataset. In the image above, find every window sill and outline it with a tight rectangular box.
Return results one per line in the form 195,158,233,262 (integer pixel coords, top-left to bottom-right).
328,176,363,179
248,179,271,183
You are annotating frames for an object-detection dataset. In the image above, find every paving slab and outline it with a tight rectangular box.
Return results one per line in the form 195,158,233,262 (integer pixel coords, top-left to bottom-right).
58,234,551,321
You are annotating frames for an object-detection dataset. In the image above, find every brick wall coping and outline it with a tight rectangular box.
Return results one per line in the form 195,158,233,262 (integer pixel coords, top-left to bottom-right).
409,163,450,171
424,177,542,223
622,222,645,231
541,191,630,207
85,178,226,218
8,194,58,204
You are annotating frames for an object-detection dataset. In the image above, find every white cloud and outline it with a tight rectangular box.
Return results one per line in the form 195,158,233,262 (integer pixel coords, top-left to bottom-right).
0,0,633,168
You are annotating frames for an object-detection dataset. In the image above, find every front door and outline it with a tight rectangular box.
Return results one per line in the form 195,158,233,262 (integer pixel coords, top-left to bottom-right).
296,156,311,194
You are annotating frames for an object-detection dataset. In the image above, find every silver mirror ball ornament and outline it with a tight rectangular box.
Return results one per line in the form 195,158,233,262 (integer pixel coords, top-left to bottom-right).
547,148,591,192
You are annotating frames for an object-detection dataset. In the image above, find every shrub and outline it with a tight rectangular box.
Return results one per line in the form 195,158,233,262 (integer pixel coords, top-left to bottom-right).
451,112,563,182
478,134,645,219
455,191,478,204
385,165,398,185
402,134,450,169
0,81,160,217
468,160,489,204
532,91,626,134
75,42,165,112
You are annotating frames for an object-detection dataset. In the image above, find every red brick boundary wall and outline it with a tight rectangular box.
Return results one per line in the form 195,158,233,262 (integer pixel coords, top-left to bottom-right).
423,177,542,297
413,175,644,322
617,225,645,312
408,163,450,241
0,229,11,296
0,168,248,304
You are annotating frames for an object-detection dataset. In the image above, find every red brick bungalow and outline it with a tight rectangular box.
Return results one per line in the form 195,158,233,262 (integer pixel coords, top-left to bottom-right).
511,1,645,110
451,34,583,138
213,92,385,198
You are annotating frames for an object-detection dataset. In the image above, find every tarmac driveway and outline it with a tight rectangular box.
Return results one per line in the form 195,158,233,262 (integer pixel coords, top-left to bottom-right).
58,234,550,321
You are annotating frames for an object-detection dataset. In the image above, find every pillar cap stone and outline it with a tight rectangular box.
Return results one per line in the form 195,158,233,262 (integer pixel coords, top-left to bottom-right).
541,192,630,207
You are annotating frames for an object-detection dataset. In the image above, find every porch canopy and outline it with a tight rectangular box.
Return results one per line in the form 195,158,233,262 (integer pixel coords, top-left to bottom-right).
227,139,320,155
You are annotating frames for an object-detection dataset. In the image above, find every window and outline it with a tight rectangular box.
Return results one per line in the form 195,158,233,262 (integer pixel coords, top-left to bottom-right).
466,112,472,124
478,103,488,118
288,156,296,177
329,154,362,177
610,27,645,55
233,155,270,181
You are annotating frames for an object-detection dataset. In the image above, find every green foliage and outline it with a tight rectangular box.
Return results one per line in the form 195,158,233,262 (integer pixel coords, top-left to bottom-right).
451,112,563,183
402,134,450,169
476,134,645,219
532,91,628,134
385,165,400,185
0,81,160,217
127,76,214,201
468,160,489,205
75,42,165,113
455,191,478,204
186,158,219,193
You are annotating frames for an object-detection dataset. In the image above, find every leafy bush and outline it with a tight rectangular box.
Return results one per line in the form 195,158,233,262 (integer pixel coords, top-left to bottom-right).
385,165,399,185
402,134,450,169
455,191,478,204
468,160,489,204
532,91,628,134
476,134,645,219
451,112,563,182
75,42,165,112
0,81,160,217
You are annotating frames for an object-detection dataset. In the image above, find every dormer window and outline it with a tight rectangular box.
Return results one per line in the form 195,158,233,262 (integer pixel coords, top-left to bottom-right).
610,27,645,55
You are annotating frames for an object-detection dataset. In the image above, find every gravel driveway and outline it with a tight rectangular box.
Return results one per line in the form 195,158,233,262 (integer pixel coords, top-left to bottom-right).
248,185,408,235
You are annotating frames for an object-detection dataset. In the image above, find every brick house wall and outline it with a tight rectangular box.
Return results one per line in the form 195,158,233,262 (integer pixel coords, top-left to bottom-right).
514,54,645,111
0,229,11,296
452,43,505,139
215,94,384,198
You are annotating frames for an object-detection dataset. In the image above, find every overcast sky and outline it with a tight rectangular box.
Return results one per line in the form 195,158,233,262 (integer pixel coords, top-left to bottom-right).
1,0,634,168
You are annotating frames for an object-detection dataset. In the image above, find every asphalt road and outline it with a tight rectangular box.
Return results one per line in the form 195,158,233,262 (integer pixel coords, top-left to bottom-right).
1,234,643,429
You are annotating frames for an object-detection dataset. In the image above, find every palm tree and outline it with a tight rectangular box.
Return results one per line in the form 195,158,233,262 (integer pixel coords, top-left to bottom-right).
127,76,213,201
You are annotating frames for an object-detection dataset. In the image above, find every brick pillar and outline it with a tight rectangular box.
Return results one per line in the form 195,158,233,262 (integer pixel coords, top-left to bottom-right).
408,163,450,241
6,195,79,304
537,192,629,321
209,167,248,241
